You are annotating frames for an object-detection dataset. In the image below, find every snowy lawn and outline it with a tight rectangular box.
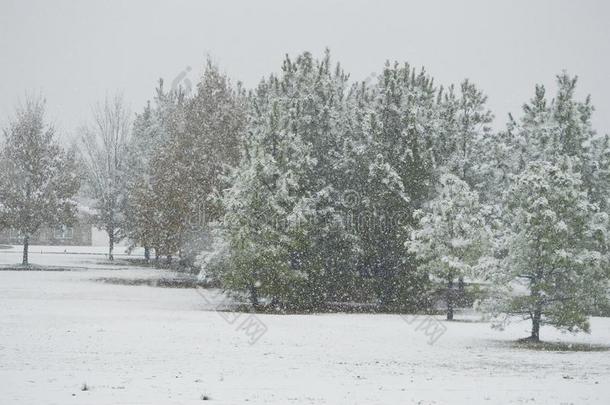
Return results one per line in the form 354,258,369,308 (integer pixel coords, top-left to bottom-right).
0,246,609,404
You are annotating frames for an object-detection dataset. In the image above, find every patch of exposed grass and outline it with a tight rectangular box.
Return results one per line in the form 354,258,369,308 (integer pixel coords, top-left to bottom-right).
95,276,206,288
0,264,81,271
512,340,610,352
445,318,489,323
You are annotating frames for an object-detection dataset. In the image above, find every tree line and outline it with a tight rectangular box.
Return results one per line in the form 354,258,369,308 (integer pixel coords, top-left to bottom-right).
1,50,609,341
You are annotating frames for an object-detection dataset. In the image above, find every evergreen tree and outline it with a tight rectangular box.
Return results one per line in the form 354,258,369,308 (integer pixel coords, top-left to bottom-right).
407,173,490,320
146,87,189,262
509,73,597,183
590,134,610,212
175,60,247,266
497,161,608,341
220,51,354,310
143,61,246,266
356,62,438,310
123,80,174,262
436,80,494,192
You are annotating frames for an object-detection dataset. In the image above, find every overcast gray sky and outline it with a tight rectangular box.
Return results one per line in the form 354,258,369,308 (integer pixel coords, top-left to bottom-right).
1,0,609,141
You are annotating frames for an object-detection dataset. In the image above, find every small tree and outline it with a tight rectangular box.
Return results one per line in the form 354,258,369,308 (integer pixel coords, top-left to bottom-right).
407,173,490,320
500,160,609,341
0,97,79,265
79,94,131,260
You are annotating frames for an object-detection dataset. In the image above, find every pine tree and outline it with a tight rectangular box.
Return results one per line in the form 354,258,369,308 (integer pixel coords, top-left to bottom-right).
498,160,608,341
175,59,247,266
356,62,438,310
407,173,490,320
590,134,610,212
124,101,159,261
0,97,79,265
143,61,246,266
436,80,494,192
145,87,188,262
435,80,494,299
220,51,354,310
123,80,175,262
509,73,597,184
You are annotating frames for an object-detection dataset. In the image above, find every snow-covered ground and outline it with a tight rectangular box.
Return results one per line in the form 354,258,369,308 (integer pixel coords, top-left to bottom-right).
0,246,609,404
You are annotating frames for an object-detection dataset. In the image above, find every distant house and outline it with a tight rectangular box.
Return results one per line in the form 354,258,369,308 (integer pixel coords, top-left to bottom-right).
0,207,93,246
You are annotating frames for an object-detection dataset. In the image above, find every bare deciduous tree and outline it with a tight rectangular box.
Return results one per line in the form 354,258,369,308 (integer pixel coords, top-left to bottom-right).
79,94,131,260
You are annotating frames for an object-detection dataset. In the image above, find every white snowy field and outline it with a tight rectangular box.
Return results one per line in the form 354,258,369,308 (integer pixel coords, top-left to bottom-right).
0,246,609,404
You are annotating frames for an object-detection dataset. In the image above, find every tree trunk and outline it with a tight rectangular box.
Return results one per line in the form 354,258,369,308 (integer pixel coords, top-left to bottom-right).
377,264,395,312
144,246,150,263
108,229,115,261
178,249,189,268
446,277,454,321
531,307,541,342
249,283,259,310
529,270,542,342
22,235,29,266
457,276,465,307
